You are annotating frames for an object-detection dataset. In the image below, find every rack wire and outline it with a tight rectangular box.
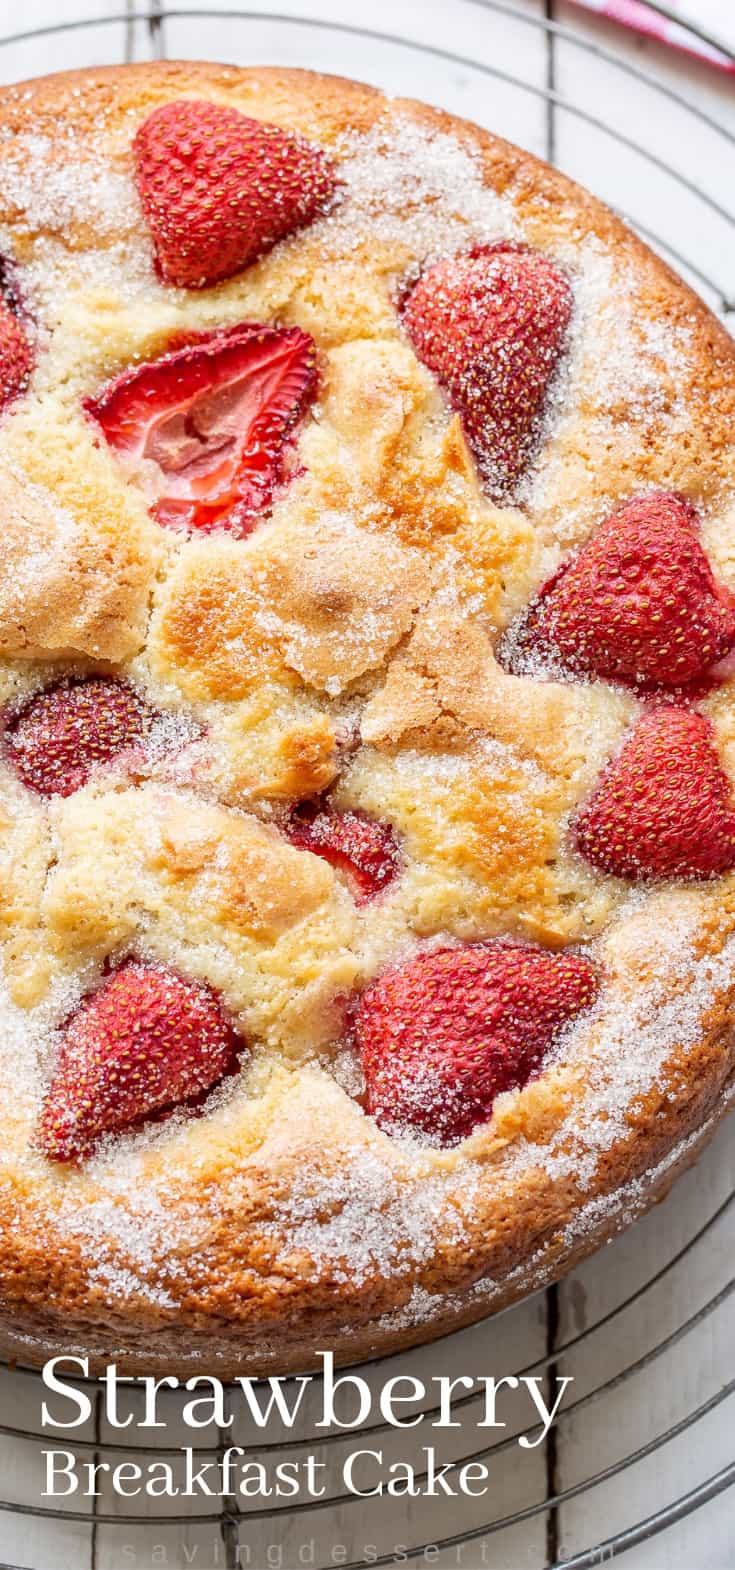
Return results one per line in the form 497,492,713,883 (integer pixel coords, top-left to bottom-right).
0,3,733,1567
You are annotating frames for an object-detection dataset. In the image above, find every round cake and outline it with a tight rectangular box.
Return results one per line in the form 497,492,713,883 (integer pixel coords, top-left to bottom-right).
0,60,733,1377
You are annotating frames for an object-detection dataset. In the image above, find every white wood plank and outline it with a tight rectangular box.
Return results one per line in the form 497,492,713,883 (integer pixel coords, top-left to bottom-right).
0,1362,94,1569
403,1518,549,1570
554,1111,735,1565
161,0,551,158
94,1518,230,1569
0,0,131,85
551,0,735,311
92,1376,229,1568
623,1485,735,1570
0,1515,94,1570
0,1362,98,1485
223,1292,550,1569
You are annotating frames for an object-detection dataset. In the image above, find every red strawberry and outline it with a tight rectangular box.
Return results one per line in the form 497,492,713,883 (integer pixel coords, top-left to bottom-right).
523,492,735,690
285,802,400,901
5,677,158,798
0,296,32,413
357,942,598,1144
86,322,317,536
574,706,735,881
39,961,243,1162
134,98,337,289
402,242,572,498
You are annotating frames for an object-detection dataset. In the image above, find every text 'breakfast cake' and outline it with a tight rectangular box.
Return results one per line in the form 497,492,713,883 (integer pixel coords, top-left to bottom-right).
0,60,732,1376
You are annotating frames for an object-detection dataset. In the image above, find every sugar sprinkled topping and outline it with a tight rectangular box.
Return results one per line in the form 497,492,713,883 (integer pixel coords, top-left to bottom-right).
0,132,157,314
260,1147,483,1286
522,238,696,524
0,100,729,1334
330,117,517,263
0,133,139,238
0,901,730,1315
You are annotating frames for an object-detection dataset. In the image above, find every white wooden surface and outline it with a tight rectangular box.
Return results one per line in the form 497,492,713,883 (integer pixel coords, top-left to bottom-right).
0,3,733,1567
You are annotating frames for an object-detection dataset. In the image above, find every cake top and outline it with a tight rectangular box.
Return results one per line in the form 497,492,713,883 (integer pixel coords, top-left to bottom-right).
0,62,733,1318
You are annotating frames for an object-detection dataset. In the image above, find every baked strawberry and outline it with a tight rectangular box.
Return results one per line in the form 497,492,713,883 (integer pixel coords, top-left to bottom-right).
39,961,243,1162
574,706,735,881
86,322,317,536
522,492,735,689
285,802,400,901
357,942,598,1144
402,242,572,498
134,98,337,289
0,295,32,413
5,677,158,798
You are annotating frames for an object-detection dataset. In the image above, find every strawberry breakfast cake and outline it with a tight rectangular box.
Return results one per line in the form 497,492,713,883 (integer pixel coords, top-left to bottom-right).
0,61,732,1375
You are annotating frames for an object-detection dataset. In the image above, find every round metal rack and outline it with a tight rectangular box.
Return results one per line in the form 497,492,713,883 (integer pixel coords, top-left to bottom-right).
0,4,733,1568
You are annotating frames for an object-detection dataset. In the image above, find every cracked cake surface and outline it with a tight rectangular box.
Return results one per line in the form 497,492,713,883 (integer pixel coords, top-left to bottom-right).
0,61,733,1374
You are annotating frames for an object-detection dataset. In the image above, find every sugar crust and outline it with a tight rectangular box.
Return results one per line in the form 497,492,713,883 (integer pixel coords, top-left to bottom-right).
0,62,732,1373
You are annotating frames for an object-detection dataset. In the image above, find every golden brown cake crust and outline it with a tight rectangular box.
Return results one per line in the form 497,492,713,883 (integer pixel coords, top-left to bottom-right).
0,61,733,1375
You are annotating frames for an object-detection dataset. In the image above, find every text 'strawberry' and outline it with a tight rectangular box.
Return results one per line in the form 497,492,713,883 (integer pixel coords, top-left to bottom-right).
39,961,244,1162
285,802,400,901
402,242,572,499
357,942,598,1144
574,706,735,881
86,322,317,536
134,98,337,289
522,492,735,690
5,677,158,798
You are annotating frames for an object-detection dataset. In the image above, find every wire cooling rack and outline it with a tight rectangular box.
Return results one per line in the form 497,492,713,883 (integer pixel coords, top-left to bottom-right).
0,3,733,1567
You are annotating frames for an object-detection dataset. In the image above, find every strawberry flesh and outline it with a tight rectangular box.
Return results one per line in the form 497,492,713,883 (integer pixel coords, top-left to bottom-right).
574,706,735,881
0,294,32,414
402,242,572,499
357,942,598,1144
285,802,401,901
86,323,317,536
39,961,244,1162
5,677,159,798
134,98,337,289
521,492,735,690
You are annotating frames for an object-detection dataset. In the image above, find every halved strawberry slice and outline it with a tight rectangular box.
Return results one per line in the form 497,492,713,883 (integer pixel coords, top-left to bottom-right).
39,960,244,1162
285,801,401,901
357,942,598,1144
402,242,573,499
0,295,32,414
5,677,159,798
134,99,337,290
85,323,318,537
518,492,735,690
573,706,735,881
